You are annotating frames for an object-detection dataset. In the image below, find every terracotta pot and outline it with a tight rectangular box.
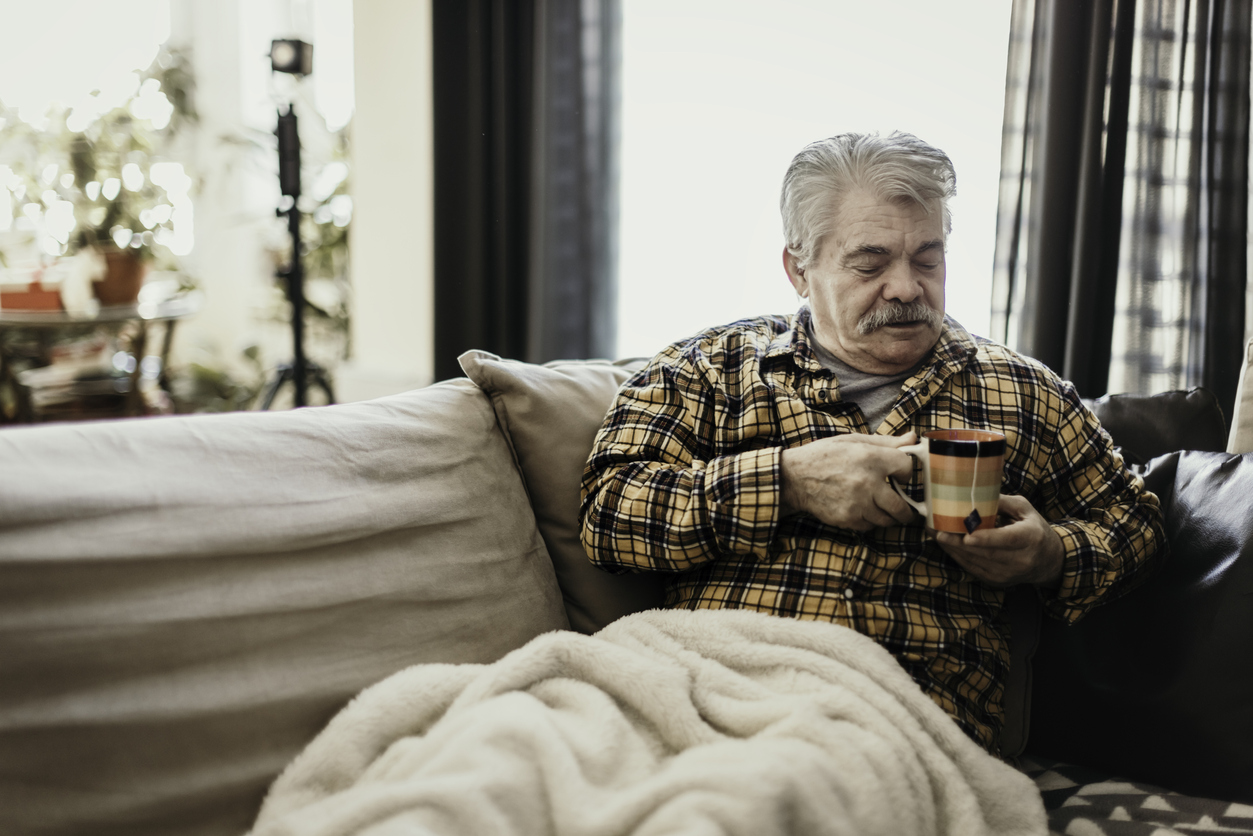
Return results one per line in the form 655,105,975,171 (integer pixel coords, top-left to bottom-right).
95,249,149,306
0,280,63,311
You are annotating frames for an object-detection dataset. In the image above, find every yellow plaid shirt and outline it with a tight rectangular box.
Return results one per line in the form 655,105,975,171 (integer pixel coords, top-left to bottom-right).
579,308,1165,752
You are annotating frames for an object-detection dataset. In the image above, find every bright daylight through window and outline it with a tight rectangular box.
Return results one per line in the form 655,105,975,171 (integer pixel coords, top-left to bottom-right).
617,1,1013,359
0,1,191,261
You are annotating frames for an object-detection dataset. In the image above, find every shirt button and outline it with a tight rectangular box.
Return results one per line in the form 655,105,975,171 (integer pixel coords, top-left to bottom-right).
843,589,854,600
817,390,828,401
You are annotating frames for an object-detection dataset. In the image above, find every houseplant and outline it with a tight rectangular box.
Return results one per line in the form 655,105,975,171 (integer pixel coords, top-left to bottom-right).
0,48,196,306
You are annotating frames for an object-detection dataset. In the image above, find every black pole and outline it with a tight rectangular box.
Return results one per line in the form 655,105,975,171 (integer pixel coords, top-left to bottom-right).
258,102,334,410
286,199,308,407
276,105,308,407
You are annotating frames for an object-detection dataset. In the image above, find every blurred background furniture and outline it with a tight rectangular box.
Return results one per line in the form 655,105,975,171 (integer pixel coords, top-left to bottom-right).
0,278,201,423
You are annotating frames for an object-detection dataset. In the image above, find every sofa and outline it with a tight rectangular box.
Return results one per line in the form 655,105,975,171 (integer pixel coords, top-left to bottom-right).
1,345,1251,836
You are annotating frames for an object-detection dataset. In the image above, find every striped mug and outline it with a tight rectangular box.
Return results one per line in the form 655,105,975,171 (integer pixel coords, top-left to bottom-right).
890,429,1006,534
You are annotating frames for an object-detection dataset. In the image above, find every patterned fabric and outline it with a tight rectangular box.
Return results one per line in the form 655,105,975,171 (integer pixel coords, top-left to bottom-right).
1020,755,1253,836
580,307,1166,752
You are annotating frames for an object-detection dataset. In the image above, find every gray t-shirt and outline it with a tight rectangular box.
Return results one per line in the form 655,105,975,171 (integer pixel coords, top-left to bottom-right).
805,319,923,431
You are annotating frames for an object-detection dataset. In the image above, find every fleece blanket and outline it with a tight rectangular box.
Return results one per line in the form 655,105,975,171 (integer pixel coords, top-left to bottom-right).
249,609,1047,836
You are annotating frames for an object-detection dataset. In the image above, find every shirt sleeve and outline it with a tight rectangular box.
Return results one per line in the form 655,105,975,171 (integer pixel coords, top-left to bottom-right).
1032,380,1168,623
579,347,784,573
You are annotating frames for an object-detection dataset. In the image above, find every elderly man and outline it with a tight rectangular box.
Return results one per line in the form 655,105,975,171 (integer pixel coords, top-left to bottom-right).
579,131,1165,754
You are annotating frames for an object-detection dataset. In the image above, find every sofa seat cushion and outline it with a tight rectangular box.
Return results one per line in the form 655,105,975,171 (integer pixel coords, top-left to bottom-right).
1026,449,1253,804
0,379,568,836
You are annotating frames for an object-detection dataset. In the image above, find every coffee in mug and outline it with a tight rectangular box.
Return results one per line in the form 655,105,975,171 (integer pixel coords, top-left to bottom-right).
890,429,1006,534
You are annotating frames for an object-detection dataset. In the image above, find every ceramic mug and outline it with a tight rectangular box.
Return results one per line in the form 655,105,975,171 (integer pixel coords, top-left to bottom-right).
890,429,1006,534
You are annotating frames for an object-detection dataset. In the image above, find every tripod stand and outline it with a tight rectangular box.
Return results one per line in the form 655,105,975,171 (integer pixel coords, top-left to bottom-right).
260,104,335,410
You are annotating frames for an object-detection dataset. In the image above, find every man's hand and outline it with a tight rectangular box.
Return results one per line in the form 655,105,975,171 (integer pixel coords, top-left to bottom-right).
933,494,1064,588
780,432,919,531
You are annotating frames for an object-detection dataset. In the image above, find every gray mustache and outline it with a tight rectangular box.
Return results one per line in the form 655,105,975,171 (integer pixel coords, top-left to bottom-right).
857,301,943,335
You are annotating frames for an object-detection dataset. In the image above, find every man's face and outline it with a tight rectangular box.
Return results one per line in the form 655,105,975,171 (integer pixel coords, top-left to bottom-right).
784,188,946,375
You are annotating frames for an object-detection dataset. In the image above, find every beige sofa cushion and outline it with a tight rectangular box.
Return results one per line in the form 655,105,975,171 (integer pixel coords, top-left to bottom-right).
1229,337,1253,453
0,379,567,836
459,350,666,633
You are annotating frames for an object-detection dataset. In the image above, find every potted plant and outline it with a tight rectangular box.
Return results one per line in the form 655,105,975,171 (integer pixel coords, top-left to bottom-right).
0,48,196,307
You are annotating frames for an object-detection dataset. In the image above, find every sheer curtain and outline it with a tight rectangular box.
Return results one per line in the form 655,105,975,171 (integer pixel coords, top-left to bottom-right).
993,0,1250,423
431,0,620,382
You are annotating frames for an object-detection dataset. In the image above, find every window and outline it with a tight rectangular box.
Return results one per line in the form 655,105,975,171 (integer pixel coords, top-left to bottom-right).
617,1,1013,359
0,1,185,259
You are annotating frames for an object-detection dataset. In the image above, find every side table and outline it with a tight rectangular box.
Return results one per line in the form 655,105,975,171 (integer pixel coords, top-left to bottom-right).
0,284,203,423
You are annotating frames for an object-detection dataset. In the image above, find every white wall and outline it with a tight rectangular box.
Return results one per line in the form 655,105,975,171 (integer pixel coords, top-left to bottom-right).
168,0,268,373
339,0,434,400
617,1,1012,359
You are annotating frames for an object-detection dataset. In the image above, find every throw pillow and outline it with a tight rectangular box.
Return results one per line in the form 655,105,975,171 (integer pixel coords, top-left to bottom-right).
459,350,667,633
1082,387,1227,464
1230,337,1253,453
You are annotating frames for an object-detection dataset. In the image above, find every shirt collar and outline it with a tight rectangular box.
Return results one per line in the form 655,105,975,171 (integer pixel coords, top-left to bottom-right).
765,306,822,371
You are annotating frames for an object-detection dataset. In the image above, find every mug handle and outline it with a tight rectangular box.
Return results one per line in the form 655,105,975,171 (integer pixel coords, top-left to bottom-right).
888,440,928,517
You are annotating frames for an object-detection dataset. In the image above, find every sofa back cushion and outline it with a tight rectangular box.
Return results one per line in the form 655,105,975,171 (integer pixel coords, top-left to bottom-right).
1026,449,1253,803
459,350,666,633
0,379,568,836
1082,387,1228,465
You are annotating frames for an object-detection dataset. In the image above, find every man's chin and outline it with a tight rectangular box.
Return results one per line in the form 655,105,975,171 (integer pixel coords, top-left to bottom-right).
868,326,941,369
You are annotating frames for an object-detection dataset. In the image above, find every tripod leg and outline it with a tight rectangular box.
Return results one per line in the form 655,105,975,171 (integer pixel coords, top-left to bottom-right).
259,365,294,410
312,370,336,405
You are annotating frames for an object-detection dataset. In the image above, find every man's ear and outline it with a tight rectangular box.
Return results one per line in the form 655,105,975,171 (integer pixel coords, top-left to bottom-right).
783,247,809,298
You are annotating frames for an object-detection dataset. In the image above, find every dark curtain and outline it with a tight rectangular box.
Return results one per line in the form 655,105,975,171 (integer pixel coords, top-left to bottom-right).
993,0,1250,423
432,0,621,382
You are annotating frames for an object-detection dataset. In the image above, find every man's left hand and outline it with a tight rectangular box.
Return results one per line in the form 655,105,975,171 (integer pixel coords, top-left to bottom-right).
933,494,1064,588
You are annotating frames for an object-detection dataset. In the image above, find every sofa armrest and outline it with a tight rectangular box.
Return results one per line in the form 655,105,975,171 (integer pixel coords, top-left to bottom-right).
1024,449,1253,804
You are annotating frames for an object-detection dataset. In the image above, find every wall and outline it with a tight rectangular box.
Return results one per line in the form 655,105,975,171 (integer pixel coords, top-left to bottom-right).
339,0,434,400
167,0,264,376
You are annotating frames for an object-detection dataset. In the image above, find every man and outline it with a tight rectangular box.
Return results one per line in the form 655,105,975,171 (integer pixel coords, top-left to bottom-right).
579,132,1165,754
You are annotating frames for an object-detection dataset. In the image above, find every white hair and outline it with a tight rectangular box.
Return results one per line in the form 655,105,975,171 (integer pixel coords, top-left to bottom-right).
780,132,957,271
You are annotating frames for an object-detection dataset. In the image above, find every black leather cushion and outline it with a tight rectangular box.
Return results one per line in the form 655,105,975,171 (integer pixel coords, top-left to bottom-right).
1082,388,1227,465
1000,387,1227,759
1026,450,1253,803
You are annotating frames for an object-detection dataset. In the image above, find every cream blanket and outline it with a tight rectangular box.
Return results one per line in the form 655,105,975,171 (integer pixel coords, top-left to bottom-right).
249,609,1046,836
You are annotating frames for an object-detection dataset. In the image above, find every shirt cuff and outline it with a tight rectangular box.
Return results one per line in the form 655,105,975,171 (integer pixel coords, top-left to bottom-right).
702,446,785,559
1038,520,1113,623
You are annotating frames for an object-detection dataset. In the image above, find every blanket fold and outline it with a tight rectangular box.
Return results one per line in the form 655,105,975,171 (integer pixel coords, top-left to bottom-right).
250,609,1046,836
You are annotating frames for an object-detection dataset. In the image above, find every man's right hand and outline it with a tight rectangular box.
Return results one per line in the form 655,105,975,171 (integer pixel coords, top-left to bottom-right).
779,432,919,531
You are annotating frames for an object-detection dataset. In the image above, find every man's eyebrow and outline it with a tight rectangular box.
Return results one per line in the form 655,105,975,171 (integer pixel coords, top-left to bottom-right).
841,241,944,261
845,245,889,258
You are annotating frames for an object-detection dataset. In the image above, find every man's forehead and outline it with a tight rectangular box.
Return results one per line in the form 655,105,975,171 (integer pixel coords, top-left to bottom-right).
830,193,945,253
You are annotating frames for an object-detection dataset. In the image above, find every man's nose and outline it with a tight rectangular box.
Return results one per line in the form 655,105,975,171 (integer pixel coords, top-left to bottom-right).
882,259,924,301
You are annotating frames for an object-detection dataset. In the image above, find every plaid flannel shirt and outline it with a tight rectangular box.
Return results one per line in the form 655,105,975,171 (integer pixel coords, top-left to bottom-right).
579,308,1165,752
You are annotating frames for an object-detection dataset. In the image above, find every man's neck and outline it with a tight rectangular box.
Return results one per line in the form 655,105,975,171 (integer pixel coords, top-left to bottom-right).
803,316,926,431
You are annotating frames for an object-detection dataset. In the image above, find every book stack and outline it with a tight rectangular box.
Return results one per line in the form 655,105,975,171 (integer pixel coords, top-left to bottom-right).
0,323,148,422
15,331,137,421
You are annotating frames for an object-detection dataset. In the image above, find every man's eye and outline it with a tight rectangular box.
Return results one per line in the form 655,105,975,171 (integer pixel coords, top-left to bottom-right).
915,262,940,271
